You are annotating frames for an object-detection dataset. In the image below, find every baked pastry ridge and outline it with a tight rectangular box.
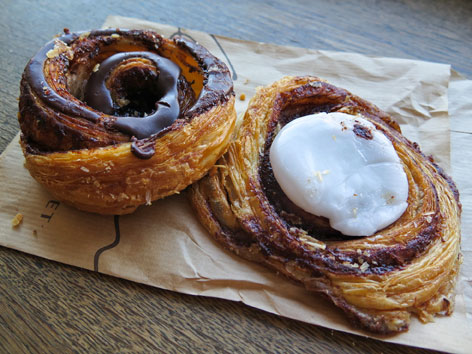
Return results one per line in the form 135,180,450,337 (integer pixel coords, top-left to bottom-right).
19,29,236,214
190,76,462,333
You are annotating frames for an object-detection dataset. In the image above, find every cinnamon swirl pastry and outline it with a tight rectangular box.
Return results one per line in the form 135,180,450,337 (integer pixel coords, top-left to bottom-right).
190,76,462,333
19,29,236,214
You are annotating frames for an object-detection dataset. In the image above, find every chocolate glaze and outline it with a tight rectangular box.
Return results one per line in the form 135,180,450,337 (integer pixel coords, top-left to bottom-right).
175,37,233,118
24,32,103,122
20,29,234,158
130,136,156,160
84,51,181,141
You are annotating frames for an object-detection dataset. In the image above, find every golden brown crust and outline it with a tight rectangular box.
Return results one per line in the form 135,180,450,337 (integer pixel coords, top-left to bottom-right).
190,76,462,334
19,29,236,214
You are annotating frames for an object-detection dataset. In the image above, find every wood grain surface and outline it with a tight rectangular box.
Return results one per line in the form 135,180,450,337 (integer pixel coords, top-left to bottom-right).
1,0,471,353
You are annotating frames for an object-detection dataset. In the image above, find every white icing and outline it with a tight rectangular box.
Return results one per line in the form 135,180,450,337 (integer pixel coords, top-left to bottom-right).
269,112,408,236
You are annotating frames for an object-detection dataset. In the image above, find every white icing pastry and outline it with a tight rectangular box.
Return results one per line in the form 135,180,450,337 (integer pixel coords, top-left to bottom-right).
269,112,408,236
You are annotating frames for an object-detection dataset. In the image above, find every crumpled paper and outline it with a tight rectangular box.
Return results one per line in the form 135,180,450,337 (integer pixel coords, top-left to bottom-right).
0,15,471,353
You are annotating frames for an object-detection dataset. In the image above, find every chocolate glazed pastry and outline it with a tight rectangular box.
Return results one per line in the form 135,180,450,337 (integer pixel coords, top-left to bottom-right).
190,76,462,334
19,29,236,214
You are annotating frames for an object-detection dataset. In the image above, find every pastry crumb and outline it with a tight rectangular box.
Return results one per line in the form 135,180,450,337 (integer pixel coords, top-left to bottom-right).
11,213,23,227
309,81,322,88
239,93,246,101
360,262,369,271
46,48,59,59
244,78,250,84
145,190,152,206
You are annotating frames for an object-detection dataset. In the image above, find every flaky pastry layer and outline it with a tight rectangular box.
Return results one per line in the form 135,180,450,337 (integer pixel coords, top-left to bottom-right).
19,29,236,214
190,76,462,333
23,96,235,214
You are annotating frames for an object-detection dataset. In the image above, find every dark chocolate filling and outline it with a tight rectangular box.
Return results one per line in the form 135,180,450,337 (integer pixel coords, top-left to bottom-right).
259,105,349,240
253,81,444,275
259,95,350,241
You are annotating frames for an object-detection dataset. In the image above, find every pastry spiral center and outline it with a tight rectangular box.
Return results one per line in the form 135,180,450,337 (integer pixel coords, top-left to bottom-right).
269,112,409,236
84,51,181,139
